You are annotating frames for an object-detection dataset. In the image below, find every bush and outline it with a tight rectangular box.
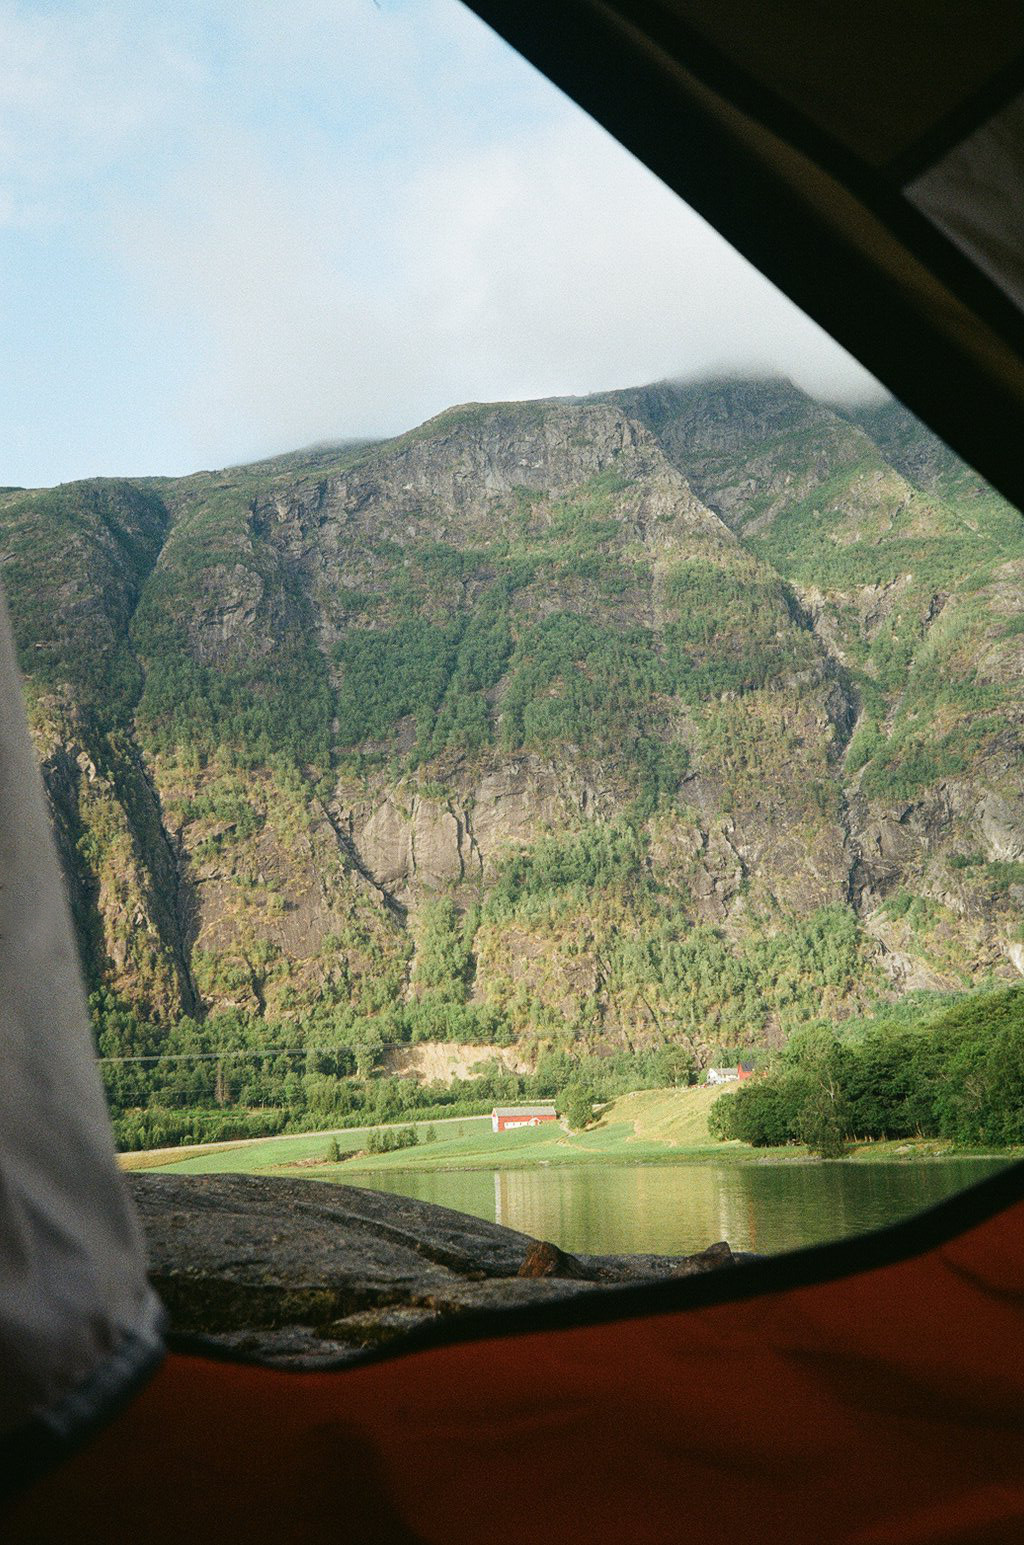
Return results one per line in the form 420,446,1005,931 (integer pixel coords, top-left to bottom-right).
366,1124,420,1154
709,1080,796,1147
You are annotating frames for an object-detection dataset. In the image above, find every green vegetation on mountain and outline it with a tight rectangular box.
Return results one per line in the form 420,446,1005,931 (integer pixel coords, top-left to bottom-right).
1,479,167,727
4,376,1024,1150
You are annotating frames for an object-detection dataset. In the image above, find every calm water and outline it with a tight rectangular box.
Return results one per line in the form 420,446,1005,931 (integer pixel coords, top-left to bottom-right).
344,1158,1008,1256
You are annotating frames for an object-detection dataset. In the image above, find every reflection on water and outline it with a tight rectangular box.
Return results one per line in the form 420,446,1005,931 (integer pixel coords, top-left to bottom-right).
343,1158,1008,1256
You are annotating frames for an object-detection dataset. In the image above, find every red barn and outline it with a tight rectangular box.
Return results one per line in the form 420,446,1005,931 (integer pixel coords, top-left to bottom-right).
491,1105,558,1133
737,1061,755,1081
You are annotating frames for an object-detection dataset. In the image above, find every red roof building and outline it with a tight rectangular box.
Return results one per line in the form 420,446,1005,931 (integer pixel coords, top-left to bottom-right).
491,1106,558,1133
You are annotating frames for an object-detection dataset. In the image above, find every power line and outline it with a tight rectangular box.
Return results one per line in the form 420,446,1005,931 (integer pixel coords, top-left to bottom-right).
95,1047,310,1065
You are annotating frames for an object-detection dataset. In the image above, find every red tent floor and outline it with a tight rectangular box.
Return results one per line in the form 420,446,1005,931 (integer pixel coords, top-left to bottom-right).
6,1184,1024,1545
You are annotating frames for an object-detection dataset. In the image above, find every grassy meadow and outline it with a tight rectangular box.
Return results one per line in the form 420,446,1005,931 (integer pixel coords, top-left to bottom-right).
120,1084,988,1182
118,1114,492,1173
121,1086,731,1177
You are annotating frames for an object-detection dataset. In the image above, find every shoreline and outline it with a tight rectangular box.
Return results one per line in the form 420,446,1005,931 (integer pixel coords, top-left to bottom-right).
316,1141,1016,1181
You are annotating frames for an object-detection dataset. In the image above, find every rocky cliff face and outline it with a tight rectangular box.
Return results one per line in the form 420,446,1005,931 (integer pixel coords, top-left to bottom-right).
3,378,1023,1074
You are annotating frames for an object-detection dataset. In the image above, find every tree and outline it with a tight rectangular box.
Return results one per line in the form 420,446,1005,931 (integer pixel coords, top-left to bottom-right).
796,1074,848,1159
561,1084,593,1132
648,1044,695,1087
785,1025,850,1158
353,1024,385,1079
413,898,474,1003
709,1079,795,1147
324,1137,341,1163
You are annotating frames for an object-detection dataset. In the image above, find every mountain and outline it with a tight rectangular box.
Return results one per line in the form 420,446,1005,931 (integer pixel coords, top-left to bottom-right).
4,378,1024,1139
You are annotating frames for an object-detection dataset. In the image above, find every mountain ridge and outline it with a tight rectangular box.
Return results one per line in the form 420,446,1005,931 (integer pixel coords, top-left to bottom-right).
3,374,1023,1141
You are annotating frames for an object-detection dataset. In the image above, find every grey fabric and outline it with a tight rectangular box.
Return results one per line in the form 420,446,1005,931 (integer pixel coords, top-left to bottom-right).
907,90,1024,314
0,586,163,1440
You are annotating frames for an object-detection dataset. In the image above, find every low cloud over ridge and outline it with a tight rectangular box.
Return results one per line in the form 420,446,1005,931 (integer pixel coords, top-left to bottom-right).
1,0,880,486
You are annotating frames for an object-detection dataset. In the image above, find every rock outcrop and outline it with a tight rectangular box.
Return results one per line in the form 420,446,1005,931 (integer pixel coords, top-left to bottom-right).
130,1174,747,1367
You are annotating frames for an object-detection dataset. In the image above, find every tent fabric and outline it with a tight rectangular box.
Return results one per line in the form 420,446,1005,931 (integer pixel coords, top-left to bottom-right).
462,2,1024,516
0,591,164,1452
5,1168,1024,1544
907,91,1024,314
641,0,1024,170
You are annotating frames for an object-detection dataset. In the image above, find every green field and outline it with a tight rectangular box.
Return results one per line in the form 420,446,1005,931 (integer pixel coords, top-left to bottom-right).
123,1086,765,1178
316,1118,728,1177
120,1115,493,1174
325,1085,740,1174
121,1083,996,1180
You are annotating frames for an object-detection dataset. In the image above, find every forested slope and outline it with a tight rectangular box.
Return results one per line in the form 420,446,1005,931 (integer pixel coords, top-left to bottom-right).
4,378,1023,1144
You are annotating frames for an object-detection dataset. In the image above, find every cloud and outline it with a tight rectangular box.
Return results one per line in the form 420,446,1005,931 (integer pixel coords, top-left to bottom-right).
0,5,201,226
123,93,879,465
2,0,882,482
399,111,879,408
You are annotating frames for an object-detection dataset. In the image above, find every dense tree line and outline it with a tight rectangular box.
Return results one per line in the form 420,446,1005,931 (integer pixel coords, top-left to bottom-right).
94,987,698,1151
709,988,1024,1155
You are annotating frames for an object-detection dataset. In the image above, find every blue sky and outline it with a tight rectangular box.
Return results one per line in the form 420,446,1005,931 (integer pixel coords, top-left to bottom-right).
0,0,879,488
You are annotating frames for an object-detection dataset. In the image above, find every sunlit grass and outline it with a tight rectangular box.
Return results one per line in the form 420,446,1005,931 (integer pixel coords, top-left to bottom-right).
119,1084,1013,1181
119,1115,491,1173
